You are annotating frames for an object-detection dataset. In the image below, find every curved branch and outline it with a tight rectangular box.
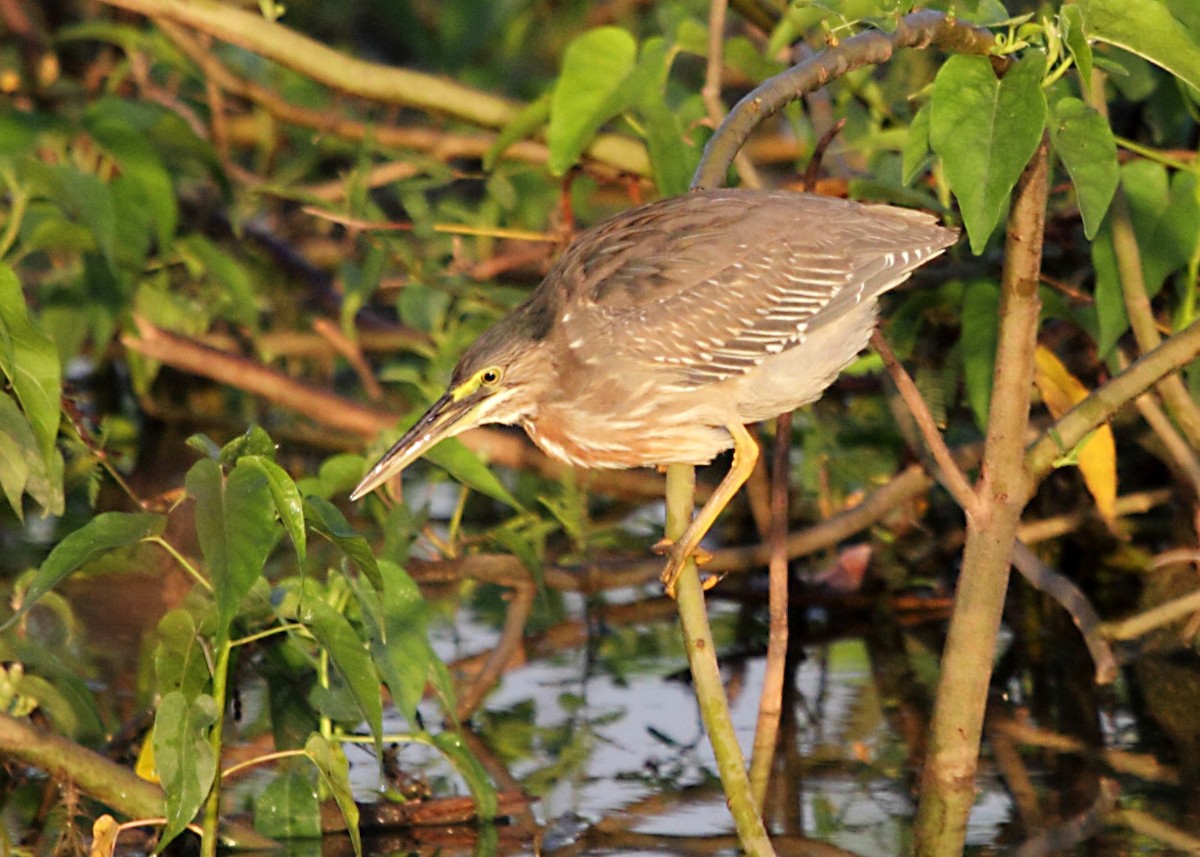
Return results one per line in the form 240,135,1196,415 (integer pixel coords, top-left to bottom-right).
691,10,997,190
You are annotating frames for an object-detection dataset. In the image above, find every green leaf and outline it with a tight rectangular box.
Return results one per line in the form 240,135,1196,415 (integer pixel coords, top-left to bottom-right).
186,458,277,642
426,438,523,511
0,265,62,464
1077,0,1200,92
1048,97,1118,238
432,731,498,819
930,54,1047,254
902,103,932,186
298,599,382,755
638,96,693,198
253,771,321,839
154,691,218,848
1061,5,1093,91
547,27,638,175
244,456,307,565
302,496,382,590
304,734,361,857
485,92,551,171
84,105,178,255
1,512,166,630
155,609,211,701
350,560,430,728
961,280,1000,431
26,162,116,266
218,424,278,466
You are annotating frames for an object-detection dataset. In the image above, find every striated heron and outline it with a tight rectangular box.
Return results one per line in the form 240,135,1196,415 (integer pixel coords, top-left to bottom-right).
352,189,957,596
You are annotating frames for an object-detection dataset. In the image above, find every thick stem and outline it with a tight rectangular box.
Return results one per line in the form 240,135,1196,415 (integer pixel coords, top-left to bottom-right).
665,464,776,857
913,139,1048,856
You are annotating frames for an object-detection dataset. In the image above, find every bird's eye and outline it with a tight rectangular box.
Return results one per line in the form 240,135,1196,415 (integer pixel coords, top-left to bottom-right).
480,367,502,386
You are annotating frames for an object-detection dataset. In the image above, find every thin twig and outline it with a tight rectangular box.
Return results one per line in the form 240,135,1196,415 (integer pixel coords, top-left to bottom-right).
701,0,763,189
455,582,535,720
872,330,980,517
1010,542,1118,684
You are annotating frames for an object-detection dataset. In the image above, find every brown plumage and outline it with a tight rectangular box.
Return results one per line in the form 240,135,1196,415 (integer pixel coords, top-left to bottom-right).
353,189,957,595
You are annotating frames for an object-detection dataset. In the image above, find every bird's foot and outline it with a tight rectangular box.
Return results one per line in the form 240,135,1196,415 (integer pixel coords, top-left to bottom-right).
653,539,719,599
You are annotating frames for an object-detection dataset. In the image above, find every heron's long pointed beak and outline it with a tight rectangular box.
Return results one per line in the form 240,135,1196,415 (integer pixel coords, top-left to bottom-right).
350,391,475,501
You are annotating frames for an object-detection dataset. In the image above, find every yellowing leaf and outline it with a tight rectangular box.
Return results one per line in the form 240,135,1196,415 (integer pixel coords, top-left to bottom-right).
134,732,158,783
89,815,120,857
1034,346,1117,521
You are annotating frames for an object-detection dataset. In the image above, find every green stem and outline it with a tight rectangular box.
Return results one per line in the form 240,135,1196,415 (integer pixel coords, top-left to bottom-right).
200,638,231,857
148,537,211,591
665,464,776,857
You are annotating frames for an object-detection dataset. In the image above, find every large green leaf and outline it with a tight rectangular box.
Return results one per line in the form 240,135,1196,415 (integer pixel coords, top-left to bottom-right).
1,512,166,630
0,265,62,464
153,691,218,848
304,734,361,857
930,54,1047,254
1048,97,1119,239
425,438,523,511
298,599,383,756
303,496,381,590
186,458,277,642
547,27,637,175
1078,0,1200,92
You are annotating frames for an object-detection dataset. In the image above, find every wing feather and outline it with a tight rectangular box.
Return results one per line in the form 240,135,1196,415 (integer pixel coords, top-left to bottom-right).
552,190,956,389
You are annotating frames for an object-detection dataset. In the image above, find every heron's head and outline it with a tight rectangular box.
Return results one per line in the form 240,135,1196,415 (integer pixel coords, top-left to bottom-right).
350,304,554,501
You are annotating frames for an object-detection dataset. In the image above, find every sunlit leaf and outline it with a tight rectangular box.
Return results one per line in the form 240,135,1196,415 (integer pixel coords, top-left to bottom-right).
1077,0,1200,92
1048,97,1118,238
1033,346,1117,520
930,54,1047,253
1,512,166,630
153,691,217,848
304,734,361,857
298,599,382,756
254,771,321,839
186,458,277,642
303,496,381,589
485,92,551,170
547,27,637,175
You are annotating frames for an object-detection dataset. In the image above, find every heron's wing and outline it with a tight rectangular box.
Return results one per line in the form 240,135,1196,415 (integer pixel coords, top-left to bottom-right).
556,191,955,389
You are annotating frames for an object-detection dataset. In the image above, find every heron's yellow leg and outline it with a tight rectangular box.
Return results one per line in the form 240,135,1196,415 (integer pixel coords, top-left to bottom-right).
657,420,760,598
